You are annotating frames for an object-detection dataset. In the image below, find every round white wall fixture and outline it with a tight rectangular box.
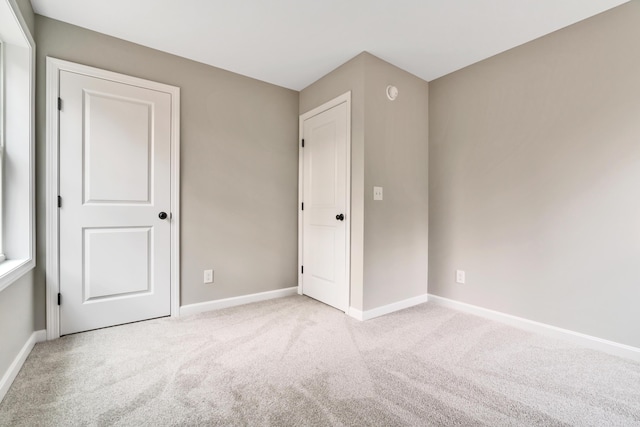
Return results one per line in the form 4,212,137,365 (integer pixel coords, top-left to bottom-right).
386,85,398,101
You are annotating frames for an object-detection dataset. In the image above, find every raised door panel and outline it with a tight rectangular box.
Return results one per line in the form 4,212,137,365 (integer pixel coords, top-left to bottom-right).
84,92,152,204
308,122,337,208
83,227,152,301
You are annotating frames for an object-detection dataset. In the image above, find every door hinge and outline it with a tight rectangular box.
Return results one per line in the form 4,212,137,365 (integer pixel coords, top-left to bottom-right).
58,195,62,208
57,293,61,305
301,139,305,148
301,266,304,274
58,97,62,111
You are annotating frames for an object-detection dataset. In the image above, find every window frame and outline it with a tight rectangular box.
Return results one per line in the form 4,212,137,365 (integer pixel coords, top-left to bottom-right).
0,0,36,292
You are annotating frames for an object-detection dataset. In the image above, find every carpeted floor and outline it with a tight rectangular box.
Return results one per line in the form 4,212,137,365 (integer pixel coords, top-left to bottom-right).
1,295,639,426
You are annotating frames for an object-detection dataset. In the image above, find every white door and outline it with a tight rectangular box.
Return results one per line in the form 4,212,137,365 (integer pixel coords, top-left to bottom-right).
59,70,172,335
301,98,350,311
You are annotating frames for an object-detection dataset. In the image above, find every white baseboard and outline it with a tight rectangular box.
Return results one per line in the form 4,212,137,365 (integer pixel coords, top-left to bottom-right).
179,287,298,317
428,294,640,362
348,293,429,321
347,307,364,321
0,330,46,403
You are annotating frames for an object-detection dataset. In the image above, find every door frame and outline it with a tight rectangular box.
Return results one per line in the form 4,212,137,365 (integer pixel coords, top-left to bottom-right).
45,57,181,340
298,92,351,309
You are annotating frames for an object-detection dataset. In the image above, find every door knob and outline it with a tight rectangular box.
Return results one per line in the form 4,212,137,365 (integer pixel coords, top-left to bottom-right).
158,212,168,220
336,213,345,221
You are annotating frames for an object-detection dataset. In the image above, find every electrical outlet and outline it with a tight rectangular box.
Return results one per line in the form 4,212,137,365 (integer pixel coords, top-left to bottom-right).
456,270,465,284
373,186,383,201
204,269,214,284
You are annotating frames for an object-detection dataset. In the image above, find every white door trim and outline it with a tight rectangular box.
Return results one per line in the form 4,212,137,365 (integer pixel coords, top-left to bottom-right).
45,57,181,340
298,92,351,307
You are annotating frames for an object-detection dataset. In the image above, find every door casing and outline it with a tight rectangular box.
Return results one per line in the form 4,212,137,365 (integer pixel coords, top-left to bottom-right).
298,92,352,308
45,57,181,340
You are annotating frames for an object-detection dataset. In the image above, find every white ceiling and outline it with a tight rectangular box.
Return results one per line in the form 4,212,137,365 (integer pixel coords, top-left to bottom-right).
31,0,629,90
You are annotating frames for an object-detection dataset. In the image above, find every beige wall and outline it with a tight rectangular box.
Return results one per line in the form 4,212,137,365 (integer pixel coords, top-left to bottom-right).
0,0,35,389
0,272,35,376
15,0,34,34
429,2,640,347
34,16,299,319
300,52,429,312
362,54,429,310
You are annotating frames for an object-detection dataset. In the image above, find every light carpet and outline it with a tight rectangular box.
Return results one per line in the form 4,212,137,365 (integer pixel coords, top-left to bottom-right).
1,295,639,426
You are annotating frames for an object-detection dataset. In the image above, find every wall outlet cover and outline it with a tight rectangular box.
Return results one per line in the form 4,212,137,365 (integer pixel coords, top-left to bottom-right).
204,269,214,284
456,270,465,284
373,186,383,201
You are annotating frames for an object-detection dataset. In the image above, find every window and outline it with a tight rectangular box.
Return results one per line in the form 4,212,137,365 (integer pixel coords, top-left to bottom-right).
0,0,35,291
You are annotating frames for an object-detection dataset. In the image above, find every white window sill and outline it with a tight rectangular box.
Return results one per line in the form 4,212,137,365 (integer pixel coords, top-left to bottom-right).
0,258,35,293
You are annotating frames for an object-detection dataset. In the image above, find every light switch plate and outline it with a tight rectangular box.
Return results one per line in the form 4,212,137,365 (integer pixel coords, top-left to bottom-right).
373,186,383,201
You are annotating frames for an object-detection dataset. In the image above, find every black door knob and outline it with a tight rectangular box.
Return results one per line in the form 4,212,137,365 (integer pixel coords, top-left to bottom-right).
336,213,345,221
158,212,168,220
